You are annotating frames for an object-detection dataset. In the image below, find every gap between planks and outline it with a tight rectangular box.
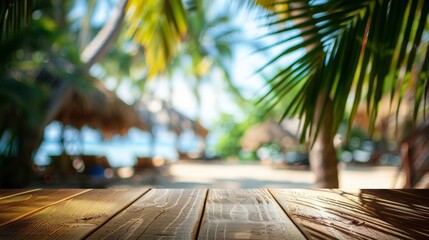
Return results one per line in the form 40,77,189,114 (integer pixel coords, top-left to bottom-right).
198,189,306,239
194,189,209,240
0,188,151,239
0,189,92,228
82,188,152,239
269,189,415,239
267,188,309,240
0,189,41,200
86,189,208,239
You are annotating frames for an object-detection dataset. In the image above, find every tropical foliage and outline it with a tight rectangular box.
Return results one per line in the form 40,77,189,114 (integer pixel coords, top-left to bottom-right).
257,0,429,139
0,0,121,187
214,112,262,158
174,0,247,117
0,0,32,41
2,0,428,188
125,0,188,78
124,0,248,120
252,0,429,187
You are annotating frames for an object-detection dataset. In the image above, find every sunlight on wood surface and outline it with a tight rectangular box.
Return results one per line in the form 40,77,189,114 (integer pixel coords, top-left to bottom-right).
0,188,428,239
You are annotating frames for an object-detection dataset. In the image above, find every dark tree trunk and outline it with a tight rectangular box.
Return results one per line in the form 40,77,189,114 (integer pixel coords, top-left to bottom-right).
309,92,339,188
0,126,38,188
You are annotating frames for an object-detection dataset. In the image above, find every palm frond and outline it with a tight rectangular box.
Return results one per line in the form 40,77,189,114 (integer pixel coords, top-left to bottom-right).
125,0,188,78
258,0,429,139
0,0,32,42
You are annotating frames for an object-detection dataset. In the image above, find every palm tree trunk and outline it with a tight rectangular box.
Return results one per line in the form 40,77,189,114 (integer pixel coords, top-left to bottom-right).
80,0,129,72
309,92,339,188
290,2,339,188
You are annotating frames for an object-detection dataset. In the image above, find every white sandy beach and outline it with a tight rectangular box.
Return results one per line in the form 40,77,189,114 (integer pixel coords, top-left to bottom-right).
113,160,404,189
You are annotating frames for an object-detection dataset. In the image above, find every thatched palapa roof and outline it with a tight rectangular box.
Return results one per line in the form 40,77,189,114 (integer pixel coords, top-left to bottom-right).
241,120,298,151
55,80,148,138
38,65,147,138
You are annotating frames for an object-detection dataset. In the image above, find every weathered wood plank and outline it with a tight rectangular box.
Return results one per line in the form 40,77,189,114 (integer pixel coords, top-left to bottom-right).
270,189,412,240
199,189,306,239
0,188,148,239
87,189,207,239
0,189,89,227
334,189,429,239
0,189,41,200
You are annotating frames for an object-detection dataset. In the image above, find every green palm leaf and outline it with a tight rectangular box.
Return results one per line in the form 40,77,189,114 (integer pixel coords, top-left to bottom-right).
258,0,429,139
0,0,32,42
125,0,188,78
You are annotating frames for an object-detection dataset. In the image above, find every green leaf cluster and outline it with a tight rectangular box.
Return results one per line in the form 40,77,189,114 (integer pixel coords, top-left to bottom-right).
125,0,188,78
213,113,262,158
257,0,429,141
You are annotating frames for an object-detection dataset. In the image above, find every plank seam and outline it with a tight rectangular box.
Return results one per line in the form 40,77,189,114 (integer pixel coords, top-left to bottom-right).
267,189,310,240
194,188,209,240
0,189,41,201
0,188,93,228
83,188,152,239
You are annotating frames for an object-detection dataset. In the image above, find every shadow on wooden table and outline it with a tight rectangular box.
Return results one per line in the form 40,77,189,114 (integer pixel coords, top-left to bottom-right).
333,189,429,239
356,190,429,239
271,189,428,239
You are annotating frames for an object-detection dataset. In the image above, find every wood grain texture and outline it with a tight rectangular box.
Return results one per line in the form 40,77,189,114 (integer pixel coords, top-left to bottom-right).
0,188,148,240
334,189,429,239
0,189,89,228
87,189,207,239
0,189,41,200
0,188,427,239
198,189,305,239
270,189,412,240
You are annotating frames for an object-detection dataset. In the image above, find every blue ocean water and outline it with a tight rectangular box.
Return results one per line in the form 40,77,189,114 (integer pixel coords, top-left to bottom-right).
34,122,212,167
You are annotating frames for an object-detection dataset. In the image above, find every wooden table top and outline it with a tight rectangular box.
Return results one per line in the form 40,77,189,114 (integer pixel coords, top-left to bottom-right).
0,188,428,239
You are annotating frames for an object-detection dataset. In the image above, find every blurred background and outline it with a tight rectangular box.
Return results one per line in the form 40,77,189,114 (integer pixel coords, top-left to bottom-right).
1,0,428,189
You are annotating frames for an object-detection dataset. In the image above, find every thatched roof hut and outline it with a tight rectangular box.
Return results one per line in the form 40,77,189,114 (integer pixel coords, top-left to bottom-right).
241,120,298,151
37,65,147,138
134,94,208,139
